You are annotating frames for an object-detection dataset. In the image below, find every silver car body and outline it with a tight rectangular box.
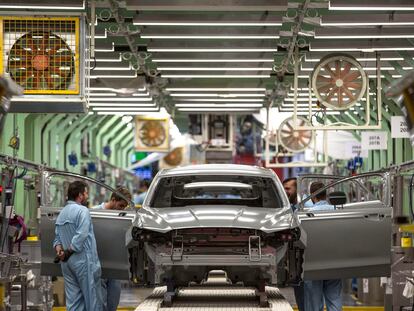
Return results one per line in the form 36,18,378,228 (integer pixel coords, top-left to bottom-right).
126,164,305,287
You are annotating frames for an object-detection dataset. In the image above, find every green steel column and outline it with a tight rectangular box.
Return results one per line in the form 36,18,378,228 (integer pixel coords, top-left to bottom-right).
33,114,55,164
119,132,134,168
111,126,133,168
93,116,118,159
99,118,124,163
58,115,92,172
42,114,66,166
49,116,77,169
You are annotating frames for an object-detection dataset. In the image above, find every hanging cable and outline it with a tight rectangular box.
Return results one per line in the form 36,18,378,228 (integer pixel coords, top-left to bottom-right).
409,173,414,221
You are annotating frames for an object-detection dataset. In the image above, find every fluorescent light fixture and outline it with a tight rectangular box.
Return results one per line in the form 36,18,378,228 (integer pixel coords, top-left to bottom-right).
89,97,152,102
285,98,316,102
166,88,266,91
287,92,312,97
177,98,263,102
157,67,272,71
89,93,117,96
305,56,405,62
170,93,265,97
310,46,414,52
141,35,279,39
162,74,270,78
316,34,414,39
89,74,137,79
148,48,277,52
178,108,259,112
328,3,414,11
153,58,275,63
175,103,263,108
300,66,395,71
132,92,151,96
321,21,414,26
89,103,156,107
96,112,159,115
92,107,159,111
134,22,282,26
0,3,85,9
88,87,147,92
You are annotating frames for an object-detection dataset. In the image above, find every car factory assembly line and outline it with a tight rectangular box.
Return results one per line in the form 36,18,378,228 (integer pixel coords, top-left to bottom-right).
1,0,414,311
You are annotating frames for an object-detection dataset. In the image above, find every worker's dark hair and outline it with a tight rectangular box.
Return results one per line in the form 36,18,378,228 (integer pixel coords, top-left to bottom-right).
111,186,132,202
310,181,327,200
282,177,297,185
67,181,88,201
141,179,151,189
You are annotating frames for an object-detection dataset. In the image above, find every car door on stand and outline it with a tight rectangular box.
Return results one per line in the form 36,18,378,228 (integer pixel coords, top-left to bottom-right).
39,171,136,279
296,172,392,280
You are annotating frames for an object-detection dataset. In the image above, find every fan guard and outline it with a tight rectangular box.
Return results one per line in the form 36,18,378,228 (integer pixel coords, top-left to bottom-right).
8,31,75,90
164,147,183,166
311,54,367,110
139,120,167,147
278,116,313,153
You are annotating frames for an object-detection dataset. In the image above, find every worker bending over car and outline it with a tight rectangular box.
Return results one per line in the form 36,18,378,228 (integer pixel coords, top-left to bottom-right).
304,181,343,311
92,187,132,311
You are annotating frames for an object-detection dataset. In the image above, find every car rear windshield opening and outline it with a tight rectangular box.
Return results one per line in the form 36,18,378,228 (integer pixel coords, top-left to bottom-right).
150,175,283,208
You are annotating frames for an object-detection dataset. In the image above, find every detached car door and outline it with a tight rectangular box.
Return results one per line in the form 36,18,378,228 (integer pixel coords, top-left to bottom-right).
40,171,136,280
297,173,391,280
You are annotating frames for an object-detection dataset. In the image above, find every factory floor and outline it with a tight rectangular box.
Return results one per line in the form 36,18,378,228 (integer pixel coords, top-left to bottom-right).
113,286,383,310
51,281,385,310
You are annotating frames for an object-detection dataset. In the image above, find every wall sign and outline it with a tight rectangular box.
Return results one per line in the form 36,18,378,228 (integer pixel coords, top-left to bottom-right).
391,116,410,138
361,131,388,150
345,142,368,158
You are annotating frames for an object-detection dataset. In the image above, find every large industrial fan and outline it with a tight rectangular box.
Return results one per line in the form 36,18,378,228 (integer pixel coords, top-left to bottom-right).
2,17,80,94
311,54,367,110
160,147,189,169
135,116,170,152
163,147,183,166
277,116,313,153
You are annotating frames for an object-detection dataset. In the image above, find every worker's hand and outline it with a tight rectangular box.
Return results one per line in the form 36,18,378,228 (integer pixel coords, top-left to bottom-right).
55,245,65,261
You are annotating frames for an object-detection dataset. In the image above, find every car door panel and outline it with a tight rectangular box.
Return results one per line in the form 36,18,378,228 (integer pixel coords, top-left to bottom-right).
40,207,135,280
298,204,391,280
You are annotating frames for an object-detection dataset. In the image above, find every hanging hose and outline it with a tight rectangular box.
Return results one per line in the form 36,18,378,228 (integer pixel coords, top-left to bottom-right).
409,173,414,221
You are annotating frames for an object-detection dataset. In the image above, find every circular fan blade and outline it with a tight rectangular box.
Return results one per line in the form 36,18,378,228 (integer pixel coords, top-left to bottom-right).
164,147,183,166
139,120,167,148
277,117,313,153
8,31,74,91
311,54,367,110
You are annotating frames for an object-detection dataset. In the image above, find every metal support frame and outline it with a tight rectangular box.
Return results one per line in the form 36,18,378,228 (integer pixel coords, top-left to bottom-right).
292,52,383,131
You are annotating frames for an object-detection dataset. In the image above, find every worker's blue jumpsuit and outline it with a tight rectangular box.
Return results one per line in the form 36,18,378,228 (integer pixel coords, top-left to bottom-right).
53,200,103,311
92,203,122,311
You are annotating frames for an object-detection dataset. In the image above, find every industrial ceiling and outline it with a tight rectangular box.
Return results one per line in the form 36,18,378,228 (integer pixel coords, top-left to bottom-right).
1,0,414,118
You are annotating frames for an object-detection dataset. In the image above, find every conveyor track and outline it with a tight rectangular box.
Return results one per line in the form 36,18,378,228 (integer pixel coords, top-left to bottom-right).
135,284,292,311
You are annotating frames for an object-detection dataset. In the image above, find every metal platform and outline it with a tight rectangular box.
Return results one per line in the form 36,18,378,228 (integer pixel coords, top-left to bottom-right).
135,280,292,311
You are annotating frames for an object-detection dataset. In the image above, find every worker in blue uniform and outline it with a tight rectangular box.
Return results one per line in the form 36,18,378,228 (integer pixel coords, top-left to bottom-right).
134,179,150,205
282,177,305,311
304,181,343,311
92,186,132,311
53,181,103,311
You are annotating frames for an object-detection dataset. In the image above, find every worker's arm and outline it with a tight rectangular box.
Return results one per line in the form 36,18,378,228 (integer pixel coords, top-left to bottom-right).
53,228,65,261
70,208,91,252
